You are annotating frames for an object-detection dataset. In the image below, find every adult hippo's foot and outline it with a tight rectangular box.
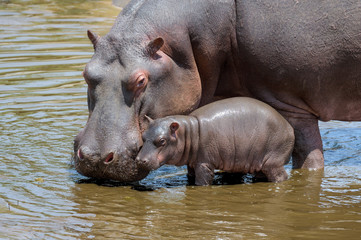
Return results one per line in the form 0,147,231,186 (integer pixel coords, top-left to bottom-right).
287,117,324,169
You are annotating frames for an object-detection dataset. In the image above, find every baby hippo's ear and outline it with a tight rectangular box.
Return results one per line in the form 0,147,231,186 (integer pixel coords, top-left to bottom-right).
144,115,154,123
170,122,179,138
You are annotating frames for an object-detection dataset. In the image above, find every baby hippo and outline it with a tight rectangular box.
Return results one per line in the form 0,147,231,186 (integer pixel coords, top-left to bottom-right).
136,97,295,185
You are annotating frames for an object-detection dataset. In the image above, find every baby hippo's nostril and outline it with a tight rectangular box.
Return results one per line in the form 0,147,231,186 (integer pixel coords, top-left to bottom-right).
104,152,114,164
136,157,148,165
77,149,84,160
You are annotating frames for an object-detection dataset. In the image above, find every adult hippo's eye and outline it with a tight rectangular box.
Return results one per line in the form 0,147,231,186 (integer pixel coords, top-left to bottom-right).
137,77,146,88
133,72,148,98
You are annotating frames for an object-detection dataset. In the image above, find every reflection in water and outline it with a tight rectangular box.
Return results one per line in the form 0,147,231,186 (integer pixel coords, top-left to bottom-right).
69,169,361,239
0,0,360,239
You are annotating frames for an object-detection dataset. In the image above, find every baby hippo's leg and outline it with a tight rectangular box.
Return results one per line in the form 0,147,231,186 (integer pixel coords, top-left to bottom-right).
261,165,288,182
261,146,292,182
195,163,215,186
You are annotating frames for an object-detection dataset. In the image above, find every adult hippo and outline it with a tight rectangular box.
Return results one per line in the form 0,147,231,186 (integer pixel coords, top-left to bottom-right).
74,0,361,182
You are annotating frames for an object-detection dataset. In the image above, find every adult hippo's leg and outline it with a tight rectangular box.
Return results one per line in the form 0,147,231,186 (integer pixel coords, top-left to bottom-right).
194,163,215,186
187,165,196,185
287,117,324,169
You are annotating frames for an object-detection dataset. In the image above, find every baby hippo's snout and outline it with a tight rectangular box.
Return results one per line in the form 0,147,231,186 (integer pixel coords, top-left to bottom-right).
135,146,146,165
135,147,152,169
135,155,156,171
135,145,161,171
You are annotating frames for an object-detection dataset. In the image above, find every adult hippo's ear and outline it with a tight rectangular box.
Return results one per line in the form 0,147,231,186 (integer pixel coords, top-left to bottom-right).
170,122,179,138
146,37,164,58
87,30,100,48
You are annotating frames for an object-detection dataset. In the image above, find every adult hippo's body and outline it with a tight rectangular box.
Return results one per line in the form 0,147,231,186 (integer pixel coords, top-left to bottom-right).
74,0,361,182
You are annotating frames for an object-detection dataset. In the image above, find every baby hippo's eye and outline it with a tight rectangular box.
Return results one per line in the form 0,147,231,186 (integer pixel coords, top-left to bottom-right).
157,138,167,147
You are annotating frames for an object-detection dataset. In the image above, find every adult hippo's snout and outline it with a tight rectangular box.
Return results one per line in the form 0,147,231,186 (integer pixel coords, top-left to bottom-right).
73,121,150,182
74,146,149,182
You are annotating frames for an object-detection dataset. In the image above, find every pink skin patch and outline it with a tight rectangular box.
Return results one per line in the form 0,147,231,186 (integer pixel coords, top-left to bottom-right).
77,149,84,160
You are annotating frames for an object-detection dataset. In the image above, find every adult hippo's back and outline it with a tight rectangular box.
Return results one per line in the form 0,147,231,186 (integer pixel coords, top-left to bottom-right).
74,0,361,182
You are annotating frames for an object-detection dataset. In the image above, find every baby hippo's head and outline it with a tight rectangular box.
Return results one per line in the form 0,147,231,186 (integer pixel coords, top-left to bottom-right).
136,117,182,171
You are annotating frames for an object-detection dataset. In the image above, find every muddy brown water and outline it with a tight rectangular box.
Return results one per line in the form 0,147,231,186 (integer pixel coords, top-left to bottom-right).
0,1,360,239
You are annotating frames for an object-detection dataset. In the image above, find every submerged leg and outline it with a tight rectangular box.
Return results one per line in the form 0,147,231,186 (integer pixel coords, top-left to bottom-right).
187,165,196,185
287,117,324,169
195,163,215,186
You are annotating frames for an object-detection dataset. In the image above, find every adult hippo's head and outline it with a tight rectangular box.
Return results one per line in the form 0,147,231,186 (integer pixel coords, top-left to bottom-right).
73,30,202,182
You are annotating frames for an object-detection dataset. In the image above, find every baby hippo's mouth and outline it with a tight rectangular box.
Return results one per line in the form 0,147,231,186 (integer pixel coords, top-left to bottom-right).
158,158,166,168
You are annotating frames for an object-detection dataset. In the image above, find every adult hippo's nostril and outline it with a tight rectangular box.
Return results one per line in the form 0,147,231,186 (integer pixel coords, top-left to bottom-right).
77,149,84,160
104,152,114,164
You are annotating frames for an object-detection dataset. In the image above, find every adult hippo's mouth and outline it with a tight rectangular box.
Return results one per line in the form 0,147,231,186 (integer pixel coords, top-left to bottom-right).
73,150,150,182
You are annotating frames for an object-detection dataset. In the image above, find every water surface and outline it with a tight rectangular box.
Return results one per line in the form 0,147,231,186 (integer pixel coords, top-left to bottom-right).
0,1,360,239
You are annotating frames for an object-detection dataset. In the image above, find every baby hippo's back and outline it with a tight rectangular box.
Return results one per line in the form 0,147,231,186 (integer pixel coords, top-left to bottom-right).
190,97,294,175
